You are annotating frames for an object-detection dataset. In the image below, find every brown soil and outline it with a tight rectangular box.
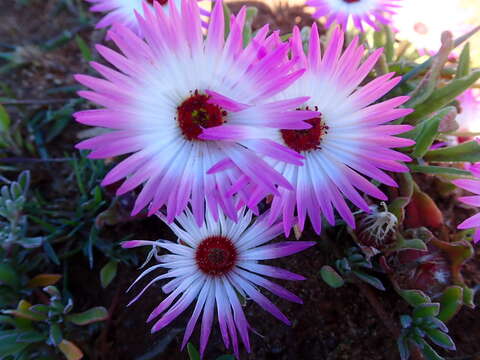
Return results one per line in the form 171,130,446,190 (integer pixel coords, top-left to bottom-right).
1,1,479,360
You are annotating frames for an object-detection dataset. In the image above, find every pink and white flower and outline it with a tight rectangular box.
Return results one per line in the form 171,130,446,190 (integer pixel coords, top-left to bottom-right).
305,0,401,32
235,25,414,235
85,0,208,36
452,175,480,243
75,0,317,225
122,208,315,358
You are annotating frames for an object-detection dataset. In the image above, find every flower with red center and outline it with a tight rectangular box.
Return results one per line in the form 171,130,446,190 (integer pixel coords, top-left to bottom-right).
305,0,402,31
122,208,315,358
74,0,317,225
245,25,414,235
452,175,480,243
85,0,208,36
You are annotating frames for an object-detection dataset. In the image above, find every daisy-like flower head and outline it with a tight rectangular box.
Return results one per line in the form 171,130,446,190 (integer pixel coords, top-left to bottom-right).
456,89,480,134
305,0,402,32
393,0,473,55
74,0,318,225
86,0,208,36
452,175,480,243
245,25,414,235
122,208,315,358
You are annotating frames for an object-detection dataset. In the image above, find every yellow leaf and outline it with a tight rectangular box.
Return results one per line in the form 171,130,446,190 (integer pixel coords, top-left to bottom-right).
27,274,62,288
58,340,83,360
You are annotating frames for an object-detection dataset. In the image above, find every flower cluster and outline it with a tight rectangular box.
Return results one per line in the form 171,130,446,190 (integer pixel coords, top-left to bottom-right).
75,0,480,358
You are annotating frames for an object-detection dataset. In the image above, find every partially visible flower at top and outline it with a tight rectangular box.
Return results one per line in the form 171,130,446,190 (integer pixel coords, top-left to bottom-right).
452,174,480,243
393,0,473,54
85,0,209,36
122,208,315,358
74,0,317,225
228,25,414,235
456,89,480,134
305,0,402,32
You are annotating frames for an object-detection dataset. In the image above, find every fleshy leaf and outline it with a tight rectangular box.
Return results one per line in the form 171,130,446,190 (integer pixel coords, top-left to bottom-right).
66,307,108,326
320,266,345,288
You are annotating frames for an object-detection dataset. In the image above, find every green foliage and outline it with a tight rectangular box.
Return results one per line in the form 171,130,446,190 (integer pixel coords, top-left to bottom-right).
324,247,385,291
187,342,234,360
0,171,43,251
398,297,455,360
1,286,107,359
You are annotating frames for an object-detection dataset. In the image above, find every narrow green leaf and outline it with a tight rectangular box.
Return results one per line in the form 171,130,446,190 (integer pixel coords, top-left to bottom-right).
49,323,63,346
438,286,463,322
424,140,480,163
400,315,412,329
412,107,453,158
397,335,411,360
187,342,200,360
100,260,118,289
353,271,385,291
400,289,431,307
418,339,444,360
0,104,10,132
242,7,258,47
66,306,108,326
413,303,440,319
405,70,480,124
425,329,455,350
222,2,231,38
456,42,470,78
320,265,344,288
216,356,235,360
16,330,46,343
0,263,19,288
399,239,428,251
408,165,472,177
462,286,475,308
75,35,92,62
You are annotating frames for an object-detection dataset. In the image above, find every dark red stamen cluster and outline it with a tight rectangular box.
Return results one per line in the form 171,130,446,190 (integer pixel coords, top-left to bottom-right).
281,109,328,153
343,0,361,3
177,91,226,141
195,236,238,276
146,0,168,5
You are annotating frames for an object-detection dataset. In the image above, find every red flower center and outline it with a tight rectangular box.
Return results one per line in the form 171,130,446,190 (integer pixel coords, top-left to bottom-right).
281,113,328,153
343,0,361,3
146,0,168,5
177,91,226,141
195,236,238,276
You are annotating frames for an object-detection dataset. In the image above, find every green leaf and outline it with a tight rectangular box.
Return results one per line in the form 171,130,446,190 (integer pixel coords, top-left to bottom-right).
408,165,472,177
418,339,444,360
66,306,108,326
100,260,118,288
242,7,258,47
0,104,10,132
425,328,455,350
456,42,470,78
222,2,231,38
397,334,411,360
0,263,19,288
16,330,46,343
462,286,475,308
320,265,344,288
49,323,63,346
187,342,200,360
400,315,412,329
353,271,385,291
43,241,60,265
3,308,47,322
58,339,83,360
0,331,30,357
413,303,440,319
400,290,431,307
424,140,480,163
398,239,428,251
412,107,454,158
216,356,235,360
75,35,92,62
438,286,463,322
405,70,480,124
